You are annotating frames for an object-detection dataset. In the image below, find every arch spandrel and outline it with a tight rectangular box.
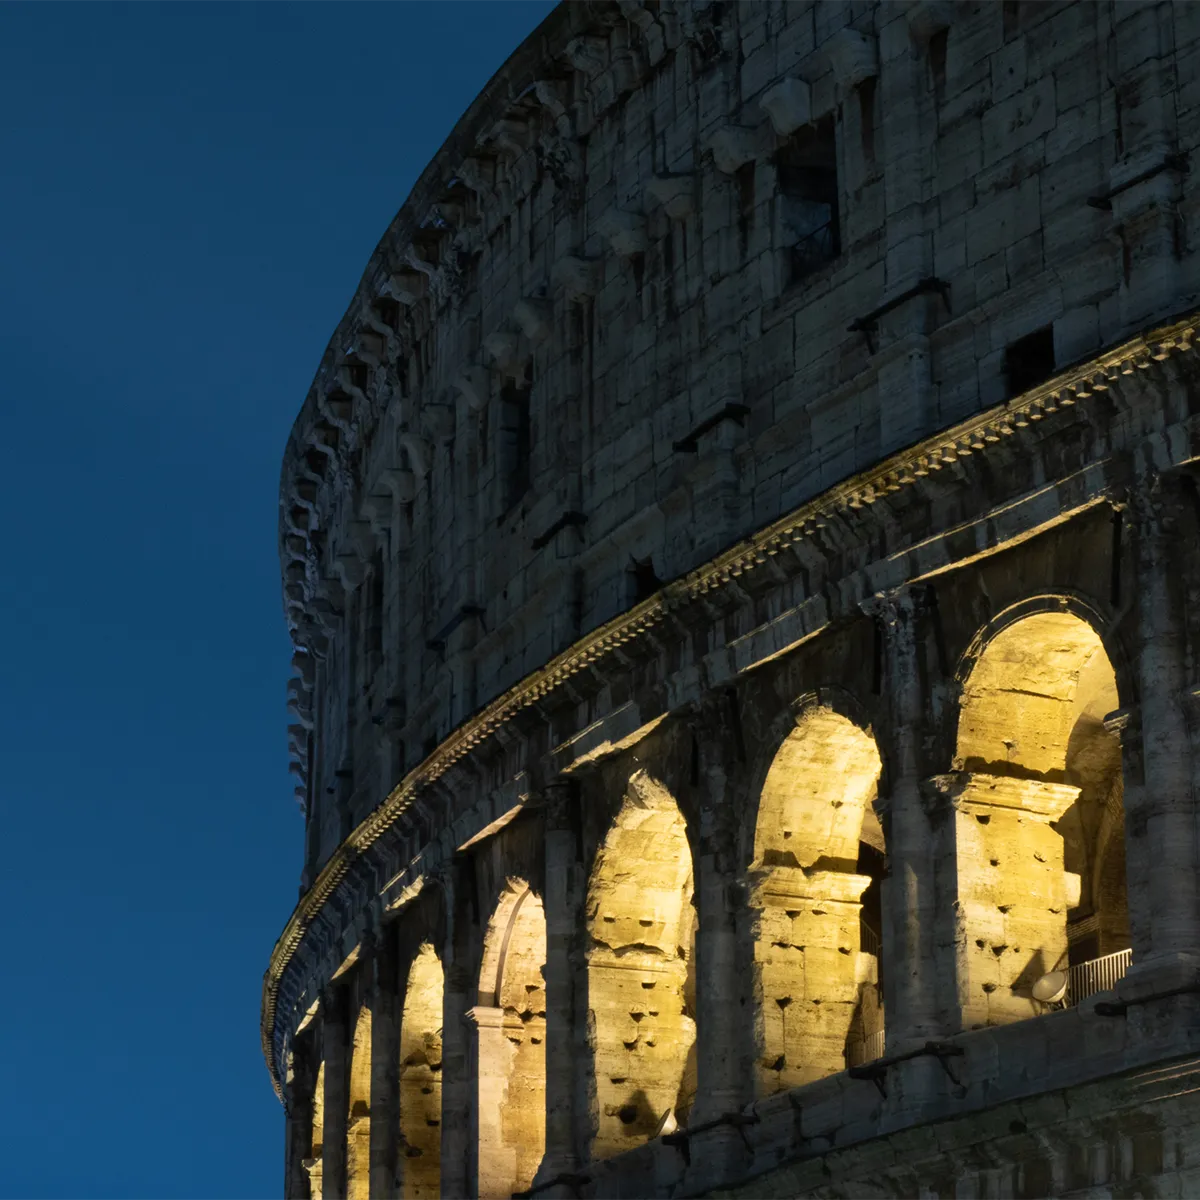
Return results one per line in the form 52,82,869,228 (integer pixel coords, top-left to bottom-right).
949,606,1127,1029
399,944,443,1200
586,770,696,1160
749,706,885,1094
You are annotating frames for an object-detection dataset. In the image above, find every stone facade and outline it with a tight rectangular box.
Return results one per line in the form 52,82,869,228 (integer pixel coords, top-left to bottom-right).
266,2,1200,1196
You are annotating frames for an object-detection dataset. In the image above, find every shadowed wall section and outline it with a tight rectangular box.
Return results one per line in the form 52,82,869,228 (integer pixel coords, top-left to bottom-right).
951,610,1123,1028
474,881,546,1199
586,770,695,1159
399,944,443,1199
750,707,883,1093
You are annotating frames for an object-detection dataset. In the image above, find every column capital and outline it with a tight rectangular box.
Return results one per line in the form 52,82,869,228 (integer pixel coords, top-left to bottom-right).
542,776,579,831
859,582,930,631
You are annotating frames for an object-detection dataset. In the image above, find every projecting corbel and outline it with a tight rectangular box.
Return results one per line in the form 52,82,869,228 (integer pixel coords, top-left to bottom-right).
398,432,430,483
596,208,648,257
380,466,416,503
565,34,607,75
760,77,812,136
906,1,955,46
382,270,426,307
551,255,601,302
483,329,524,380
513,297,553,343
454,365,491,412
645,174,694,219
359,492,393,536
708,124,772,174
824,28,879,95
420,401,455,440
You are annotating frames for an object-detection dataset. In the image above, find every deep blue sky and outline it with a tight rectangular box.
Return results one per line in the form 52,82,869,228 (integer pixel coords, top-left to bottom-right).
0,4,553,1196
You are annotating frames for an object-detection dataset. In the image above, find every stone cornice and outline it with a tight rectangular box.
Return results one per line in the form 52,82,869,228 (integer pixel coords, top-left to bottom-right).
261,311,1200,1099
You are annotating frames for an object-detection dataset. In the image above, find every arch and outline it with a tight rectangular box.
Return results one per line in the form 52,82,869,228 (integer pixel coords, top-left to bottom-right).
346,1006,372,1200
304,1061,326,1199
951,604,1125,1028
399,943,443,1199
586,770,695,1160
474,880,546,1199
749,704,884,1093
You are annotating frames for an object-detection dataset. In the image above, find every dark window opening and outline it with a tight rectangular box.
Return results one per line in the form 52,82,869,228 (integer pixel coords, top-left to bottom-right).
1005,325,1056,397
775,115,840,285
929,28,948,104
1002,0,1021,39
628,556,662,605
498,369,532,517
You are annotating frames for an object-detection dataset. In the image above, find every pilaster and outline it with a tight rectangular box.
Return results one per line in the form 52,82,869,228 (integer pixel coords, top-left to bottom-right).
439,862,476,1200
1119,473,1200,995
321,986,350,1200
284,1043,316,1200
532,779,587,1196
681,699,752,1187
368,929,400,1198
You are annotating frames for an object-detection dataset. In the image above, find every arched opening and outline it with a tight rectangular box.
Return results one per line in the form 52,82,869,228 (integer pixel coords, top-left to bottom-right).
954,608,1126,1026
303,1061,325,1199
749,706,884,1093
346,1006,372,1200
474,880,546,1199
586,770,695,1160
399,944,443,1199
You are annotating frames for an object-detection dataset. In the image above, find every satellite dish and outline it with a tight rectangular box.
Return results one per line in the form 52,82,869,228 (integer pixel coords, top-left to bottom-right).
653,1108,678,1138
1032,969,1068,1005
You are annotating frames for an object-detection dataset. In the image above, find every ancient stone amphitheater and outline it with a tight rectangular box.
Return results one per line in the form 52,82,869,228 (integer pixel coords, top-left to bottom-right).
265,2,1200,1196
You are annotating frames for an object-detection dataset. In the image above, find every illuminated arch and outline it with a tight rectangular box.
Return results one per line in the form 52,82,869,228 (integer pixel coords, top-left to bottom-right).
474,880,546,1199
303,1061,326,1199
346,1006,372,1200
952,604,1124,1027
586,770,695,1159
399,944,443,1199
750,703,884,1092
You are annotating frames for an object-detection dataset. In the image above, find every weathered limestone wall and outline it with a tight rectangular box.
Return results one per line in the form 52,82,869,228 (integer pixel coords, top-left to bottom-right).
281,0,1200,885
268,2,1200,1197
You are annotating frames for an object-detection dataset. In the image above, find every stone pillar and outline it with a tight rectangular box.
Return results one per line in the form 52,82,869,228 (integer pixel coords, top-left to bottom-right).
321,987,350,1200
369,929,400,1198
439,863,475,1199
285,1044,316,1200
863,588,946,1048
934,772,1082,1028
533,779,586,1195
682,701,752,1186
1121,475,1200,993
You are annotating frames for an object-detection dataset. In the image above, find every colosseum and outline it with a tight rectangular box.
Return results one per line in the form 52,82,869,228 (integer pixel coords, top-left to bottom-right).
264,2,1200,1195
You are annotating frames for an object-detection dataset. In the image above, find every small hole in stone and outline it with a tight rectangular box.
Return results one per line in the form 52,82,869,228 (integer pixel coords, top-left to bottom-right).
982,982,997,993
1010,1120,1026,1134
976,814,991,825
641,981,656,989
618,1104,640,1125
776,996,792,1008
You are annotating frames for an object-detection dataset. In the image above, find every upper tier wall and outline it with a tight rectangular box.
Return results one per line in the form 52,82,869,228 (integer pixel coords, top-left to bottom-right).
280,0,1200,876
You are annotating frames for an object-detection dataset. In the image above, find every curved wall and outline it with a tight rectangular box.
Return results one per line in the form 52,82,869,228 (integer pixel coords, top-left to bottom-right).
280,0,1200,879
271,2,1200,1197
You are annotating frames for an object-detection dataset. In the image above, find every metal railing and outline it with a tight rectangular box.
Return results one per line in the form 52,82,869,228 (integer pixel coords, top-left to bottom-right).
790,219,836,279
860,919,880,959
846,1028,886,1067
1067,948,1132,1006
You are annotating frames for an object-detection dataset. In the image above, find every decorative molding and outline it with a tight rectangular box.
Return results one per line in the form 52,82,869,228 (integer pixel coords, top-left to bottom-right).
262,311,1200,1100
